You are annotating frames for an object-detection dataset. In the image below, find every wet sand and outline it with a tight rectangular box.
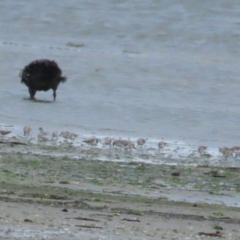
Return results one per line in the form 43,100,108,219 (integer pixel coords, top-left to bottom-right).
0,140,240,239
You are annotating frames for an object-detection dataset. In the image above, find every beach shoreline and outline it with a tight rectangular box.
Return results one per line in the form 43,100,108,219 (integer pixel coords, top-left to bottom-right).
0,140,239,239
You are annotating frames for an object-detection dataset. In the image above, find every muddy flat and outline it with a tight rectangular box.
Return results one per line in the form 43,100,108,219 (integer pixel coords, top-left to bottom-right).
0,141,239,239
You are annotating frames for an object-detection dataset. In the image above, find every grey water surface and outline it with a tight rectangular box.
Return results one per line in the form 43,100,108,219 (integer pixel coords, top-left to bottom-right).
1,0,240,148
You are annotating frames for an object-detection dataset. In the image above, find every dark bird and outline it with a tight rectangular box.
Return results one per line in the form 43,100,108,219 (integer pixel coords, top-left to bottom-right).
19,59,67,101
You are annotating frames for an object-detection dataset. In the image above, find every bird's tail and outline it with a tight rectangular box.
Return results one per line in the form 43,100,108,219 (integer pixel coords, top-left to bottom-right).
61,76,67,83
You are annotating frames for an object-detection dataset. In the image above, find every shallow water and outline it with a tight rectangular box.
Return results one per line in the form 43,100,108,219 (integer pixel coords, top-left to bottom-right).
1,0,240,151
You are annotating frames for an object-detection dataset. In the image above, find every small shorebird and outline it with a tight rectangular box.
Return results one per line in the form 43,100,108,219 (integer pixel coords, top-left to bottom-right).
112,138,136,151
0,130,11,139
158,141,167,152
197,145,207,155
23,126,31,137
122,140,136,151
68,133,78,140
60,131,71,140
82,137,100,146
51,131,59,141
112,138,123,148
219,147,232,160
230,146,240,151
39,127,49,135
38,132,48,142
59,131,77,142
137,138,147,148
103,137,114,148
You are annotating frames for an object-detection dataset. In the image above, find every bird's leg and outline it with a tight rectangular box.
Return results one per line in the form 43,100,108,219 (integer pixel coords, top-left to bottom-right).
28,88,36,100
53,89,56,101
